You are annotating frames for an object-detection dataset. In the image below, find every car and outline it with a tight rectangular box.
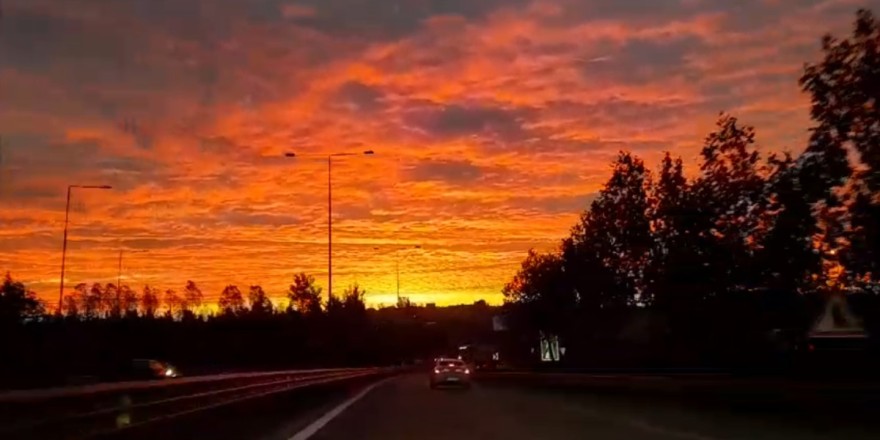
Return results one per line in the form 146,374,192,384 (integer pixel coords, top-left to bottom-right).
130,359,180,380
429,358,471,389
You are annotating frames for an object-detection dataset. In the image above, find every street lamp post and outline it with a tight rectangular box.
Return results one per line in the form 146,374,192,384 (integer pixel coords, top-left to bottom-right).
58,184,112,313
284,150,374,302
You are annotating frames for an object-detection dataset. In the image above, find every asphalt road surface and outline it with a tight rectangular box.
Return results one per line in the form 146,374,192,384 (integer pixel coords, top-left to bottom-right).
298,373,876,440
109,372,879,440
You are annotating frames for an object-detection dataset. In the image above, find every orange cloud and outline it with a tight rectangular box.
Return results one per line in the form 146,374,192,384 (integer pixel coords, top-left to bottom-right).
0,0,868,307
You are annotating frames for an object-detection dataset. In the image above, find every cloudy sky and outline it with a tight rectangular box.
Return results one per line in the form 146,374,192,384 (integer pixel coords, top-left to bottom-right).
0,0,875,307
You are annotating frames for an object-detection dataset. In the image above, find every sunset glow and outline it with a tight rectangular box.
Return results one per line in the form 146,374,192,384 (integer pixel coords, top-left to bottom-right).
0,0,871,307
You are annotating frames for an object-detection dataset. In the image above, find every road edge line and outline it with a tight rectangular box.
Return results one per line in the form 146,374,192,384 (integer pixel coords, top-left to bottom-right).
287,375,397,440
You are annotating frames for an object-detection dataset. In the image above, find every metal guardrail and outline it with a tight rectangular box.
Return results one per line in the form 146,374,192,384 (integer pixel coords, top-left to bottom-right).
0,367,369,403
0,367,393,440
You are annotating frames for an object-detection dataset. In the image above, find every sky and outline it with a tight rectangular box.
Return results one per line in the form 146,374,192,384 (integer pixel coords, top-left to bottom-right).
0,0,877,308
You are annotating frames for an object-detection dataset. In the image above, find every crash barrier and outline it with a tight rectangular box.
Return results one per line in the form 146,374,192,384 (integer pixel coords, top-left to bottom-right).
0,367,394,439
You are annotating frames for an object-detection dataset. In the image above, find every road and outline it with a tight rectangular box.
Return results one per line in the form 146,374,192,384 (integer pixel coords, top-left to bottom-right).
304,374,877,440
106,372,879,440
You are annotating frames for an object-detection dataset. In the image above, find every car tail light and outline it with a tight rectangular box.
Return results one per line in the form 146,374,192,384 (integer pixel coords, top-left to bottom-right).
464,368,470,374
433,368,441,374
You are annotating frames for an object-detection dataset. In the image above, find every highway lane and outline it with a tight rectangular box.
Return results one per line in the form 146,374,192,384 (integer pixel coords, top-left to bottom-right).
92,371,880,440
303,373,879,440
99,374,386,440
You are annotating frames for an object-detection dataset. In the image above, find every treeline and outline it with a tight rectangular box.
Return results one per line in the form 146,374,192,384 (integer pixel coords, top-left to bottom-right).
502,10,880,369
0,273,449,390
49,273,352,321
0,271,382,322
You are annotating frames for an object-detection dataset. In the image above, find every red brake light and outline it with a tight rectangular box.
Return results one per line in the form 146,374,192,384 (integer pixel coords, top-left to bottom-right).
464,368,470,374
433,368,440,374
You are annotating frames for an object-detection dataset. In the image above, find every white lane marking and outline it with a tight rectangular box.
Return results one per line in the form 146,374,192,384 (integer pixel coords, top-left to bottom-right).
287,375,397,440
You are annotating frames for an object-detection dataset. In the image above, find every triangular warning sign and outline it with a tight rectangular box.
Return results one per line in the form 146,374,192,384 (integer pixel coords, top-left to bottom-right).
810,293,866,339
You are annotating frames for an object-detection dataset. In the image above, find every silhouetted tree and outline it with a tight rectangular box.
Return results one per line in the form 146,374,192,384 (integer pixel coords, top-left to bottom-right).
141,285,159,318
183,280,203,314
503,250,573,335
287,273,323,315
119,284,139,317
103,283,119,316
218,285,245,316
692,114,766,295
0,273,44,323
569,151,652,307
757,153,820,293
801,9,879,287
646,152,699,309
651,153,689,239
847,187,880,291
78,283,100,319
396,296,414,309
62,292,80,318
164,288,183,319
326,293,344,315
343,284,367,313
801,9,879,193
247,285,273,316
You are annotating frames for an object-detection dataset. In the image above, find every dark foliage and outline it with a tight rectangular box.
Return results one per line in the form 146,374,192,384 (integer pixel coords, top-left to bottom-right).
504,10,880,370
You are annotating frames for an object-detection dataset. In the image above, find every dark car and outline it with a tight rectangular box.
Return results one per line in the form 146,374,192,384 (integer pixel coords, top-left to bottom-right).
130,359,180,380
429,358,471,389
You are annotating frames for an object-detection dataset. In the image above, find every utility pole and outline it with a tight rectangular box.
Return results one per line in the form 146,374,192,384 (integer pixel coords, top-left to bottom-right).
284,150,374,306
328,156,332,302
58,185,112,313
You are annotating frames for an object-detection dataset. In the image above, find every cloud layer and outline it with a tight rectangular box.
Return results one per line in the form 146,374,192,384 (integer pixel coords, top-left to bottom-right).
0,0,875,306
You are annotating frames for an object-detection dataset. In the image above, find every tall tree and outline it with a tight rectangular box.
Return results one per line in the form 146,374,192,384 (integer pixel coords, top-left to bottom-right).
247,285,273,316
342,284,367,313
570,152,652,306
164,288,182,319
78,283,100,319
503,249,574,335
651,153,688,239
119,284,139,317
646,153,704,308
183,280,203,314
0,273,44,323
141,285,159,318
757,153,821,293
801,9,879,286
847,188,880,289
691,114,766,295
62,292,81,318
815,202,850,290
218,285,245,316
800,9,879,192
286,273,323,315
103,283,119,316
326,293,344,315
